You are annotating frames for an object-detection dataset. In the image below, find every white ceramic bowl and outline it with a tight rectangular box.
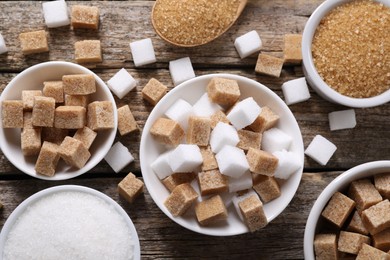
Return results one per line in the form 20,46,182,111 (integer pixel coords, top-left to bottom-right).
140,74,304,236
0,185,140,259
0,61,117,180
302,0,390,108
304,160,390,259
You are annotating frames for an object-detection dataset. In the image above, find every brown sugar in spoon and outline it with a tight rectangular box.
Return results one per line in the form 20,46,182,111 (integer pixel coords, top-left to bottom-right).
151,0,247,47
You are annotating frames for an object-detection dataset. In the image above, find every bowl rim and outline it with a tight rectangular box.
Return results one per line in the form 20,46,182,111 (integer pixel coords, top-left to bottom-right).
303,160,390,259
140,73,304,236
302,0,390,108
0,61,118,180
0,185,141,260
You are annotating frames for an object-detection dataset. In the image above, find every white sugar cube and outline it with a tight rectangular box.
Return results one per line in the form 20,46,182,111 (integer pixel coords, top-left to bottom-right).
107,68,136,99
169,144,203,172
151,150,173,179
233,189,259,221
272,150,301,179
220,192,235,208
169,57,195,86
227,97,261,130
262,128,292,153
104,142,134,173
282,77,311,105
192,93,222,117
305,135,337,166
234,30,262,59
216,145,249,178
190,179,204,203
42,0,70,28
0,33,7,55
164,99,193,130
129,38,156,67
328,109,356,131
210,122,239,153
229,171,253,193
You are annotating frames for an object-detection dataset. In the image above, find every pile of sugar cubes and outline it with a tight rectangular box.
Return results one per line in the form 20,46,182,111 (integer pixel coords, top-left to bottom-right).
148,77,302,232
1,74,115,177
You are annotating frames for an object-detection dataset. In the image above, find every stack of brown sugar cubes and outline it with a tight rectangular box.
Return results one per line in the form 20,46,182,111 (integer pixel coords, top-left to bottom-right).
314,173,390,259
1,74,114,177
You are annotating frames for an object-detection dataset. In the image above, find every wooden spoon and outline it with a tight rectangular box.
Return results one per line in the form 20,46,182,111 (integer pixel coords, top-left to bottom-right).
151,0,248,47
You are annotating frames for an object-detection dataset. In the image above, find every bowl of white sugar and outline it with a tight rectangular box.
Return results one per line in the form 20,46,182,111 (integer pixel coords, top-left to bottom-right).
0,185,140,260
140,74,304,236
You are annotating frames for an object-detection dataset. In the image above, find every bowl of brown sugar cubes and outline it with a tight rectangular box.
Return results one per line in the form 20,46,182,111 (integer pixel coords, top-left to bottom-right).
140,74,304,236
304,160,390,259
0,61,117,180
302,0,390,108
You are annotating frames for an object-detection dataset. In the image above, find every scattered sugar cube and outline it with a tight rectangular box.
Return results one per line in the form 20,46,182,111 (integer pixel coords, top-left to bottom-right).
71,5,99,30
252,174,281,203
59,136,91,169
73,126,97,149
162,172,197,192
281,77,311,105
142,78,167,106
118,172,144,203
200,146,218,171
216,145,249,178
65,94,88,107
21,128,41,156
210,110,229,129
209,122,239,153
206,77,240,106
314,234,338,260
198,169,229,196
246,148,278,176
43,81,64,103
237,129,262,151
186,116,211,146
361,199,390,235
87,101,115,131
347,211,369,235
227,97,261,130
338,231,371,255
234,30,262,59
54,106,86,129
0,33,8,54
35,141,60,177
357,244,390,259
348,179,383,213
164,183,198,217
62,74,96,95
305,135,337,166
22,90,42,110
117,105,139,136
192,93,222,117
42,0,70,28
321,191,355,228
262,128,292,153
229,171,252,193
19,30,49,55
283,34,302,64
32,96,55,127
255,54,284,78
272,150,301,179
164,98,193,130
195,195,228,226
168,144,203,173
328,109,356,131
238,194,268,232
74,40,102,63
2,100,23,128
169,57,195,86
249,106,279,133
129,38,156,67
107,68,136,99
104,142,134,173
151,150,174,179
41,127,68,145
23,112,33,129
149,117,184,146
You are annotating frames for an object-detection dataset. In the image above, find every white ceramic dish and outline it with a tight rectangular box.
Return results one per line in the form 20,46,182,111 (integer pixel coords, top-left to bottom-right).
304,160,390,259
302,0,390,108
140,73,304,236
0,185,140,260
0,61,117,180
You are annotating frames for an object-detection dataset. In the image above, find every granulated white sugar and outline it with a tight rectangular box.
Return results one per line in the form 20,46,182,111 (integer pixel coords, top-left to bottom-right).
3,191,135,260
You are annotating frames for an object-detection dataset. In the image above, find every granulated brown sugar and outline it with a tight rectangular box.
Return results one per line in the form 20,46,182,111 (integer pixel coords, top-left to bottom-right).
312,0,390,98
153,0,240,46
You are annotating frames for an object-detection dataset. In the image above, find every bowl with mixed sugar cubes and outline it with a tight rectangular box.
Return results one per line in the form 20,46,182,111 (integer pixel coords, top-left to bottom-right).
140,74,304,236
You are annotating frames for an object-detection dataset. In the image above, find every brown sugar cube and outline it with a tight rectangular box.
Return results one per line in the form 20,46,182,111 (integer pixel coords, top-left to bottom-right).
19,30,49,55
210,110,230,129
62,74,96,95
65,95,89,107
87,101,115,131
347,211,369,235
375,173,390,199
237,129,262,151
349,178,383,213
373,229,390,252
118,172,144,203
338,231,371,255
164,183,198,217
35,141,60,177
252,174,281,203
23,112,34,129
249,106,279,133
58,136,91,169
41,127,69,145
362,199,390,235
200,146,218,171
74,40,102,63
198,169,228,196
73,126,97,149
22,90,42,110
21,128,41,156
195,195,228,226
321,191,355,228
186,116,211,146
283,34,303,64
32,96,55,127
255,53,284,78
71,5,99,30
246,148,278,176
206,77,240,106
54,106,86,129
239,194,268,232
150,118,184,146
117,105,139,136
43,81,64,103
162,172,197,192
314,233,338,260
2,100,23,128
356,244,390,260
142,78,167,105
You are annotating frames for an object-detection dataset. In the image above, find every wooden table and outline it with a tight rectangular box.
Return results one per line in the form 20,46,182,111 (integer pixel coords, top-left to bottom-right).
0,1,389,259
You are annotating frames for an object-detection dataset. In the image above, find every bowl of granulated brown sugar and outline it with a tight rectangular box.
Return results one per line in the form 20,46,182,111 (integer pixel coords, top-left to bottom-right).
302,0,390,108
